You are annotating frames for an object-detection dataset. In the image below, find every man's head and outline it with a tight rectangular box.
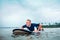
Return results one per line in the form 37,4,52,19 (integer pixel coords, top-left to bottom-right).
26,19,31,27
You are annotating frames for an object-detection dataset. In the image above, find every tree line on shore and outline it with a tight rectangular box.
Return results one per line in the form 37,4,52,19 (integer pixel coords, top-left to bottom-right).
42,23,60,28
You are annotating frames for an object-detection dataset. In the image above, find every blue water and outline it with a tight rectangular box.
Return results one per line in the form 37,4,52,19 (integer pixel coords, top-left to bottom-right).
0,28,60,40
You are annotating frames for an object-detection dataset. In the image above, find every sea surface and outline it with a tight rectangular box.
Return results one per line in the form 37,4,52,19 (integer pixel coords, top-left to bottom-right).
0,27,60,40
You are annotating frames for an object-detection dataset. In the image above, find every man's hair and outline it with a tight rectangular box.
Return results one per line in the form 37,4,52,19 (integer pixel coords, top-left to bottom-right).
26,19,31,22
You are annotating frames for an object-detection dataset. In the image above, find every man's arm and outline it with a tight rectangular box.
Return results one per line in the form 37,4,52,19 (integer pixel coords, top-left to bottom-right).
33,23,40,32
21,26,29,31
33,27,38,32
38,24,44,31
21,25,25,29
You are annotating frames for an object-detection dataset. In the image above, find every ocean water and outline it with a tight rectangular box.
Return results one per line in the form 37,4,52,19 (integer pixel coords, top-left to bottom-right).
0,28,60,40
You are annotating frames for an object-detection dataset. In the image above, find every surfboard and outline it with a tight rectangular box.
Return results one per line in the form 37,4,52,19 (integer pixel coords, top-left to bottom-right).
12,29,32,36
12,29,44,38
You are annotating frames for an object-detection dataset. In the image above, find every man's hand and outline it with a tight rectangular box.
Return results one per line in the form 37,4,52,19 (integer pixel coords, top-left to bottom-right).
33,27,39,32
38,24,43,31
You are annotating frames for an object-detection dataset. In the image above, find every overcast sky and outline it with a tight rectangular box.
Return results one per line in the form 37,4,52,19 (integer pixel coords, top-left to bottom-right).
0,0,60,27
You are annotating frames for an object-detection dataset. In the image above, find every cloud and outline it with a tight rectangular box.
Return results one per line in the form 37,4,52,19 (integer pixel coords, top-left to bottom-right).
1,0,31,27
1,0,60,27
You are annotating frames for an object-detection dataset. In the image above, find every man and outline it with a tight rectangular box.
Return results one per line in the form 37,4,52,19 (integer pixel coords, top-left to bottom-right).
22,19,43,32
12,19,43,37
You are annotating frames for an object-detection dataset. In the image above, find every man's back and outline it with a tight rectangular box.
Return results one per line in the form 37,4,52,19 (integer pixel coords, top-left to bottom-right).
22,23,39,31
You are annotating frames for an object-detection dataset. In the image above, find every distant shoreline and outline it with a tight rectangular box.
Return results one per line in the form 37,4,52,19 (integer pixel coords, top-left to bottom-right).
0,27,60,28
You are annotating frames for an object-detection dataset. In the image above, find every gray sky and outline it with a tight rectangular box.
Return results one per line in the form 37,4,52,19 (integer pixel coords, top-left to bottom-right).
1,0,60,27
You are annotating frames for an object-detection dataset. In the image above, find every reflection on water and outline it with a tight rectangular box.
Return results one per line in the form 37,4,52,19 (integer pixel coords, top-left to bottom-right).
0,28,60,40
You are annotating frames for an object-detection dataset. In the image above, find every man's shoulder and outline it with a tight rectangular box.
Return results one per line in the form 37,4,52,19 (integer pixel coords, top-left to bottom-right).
31,23,40,26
